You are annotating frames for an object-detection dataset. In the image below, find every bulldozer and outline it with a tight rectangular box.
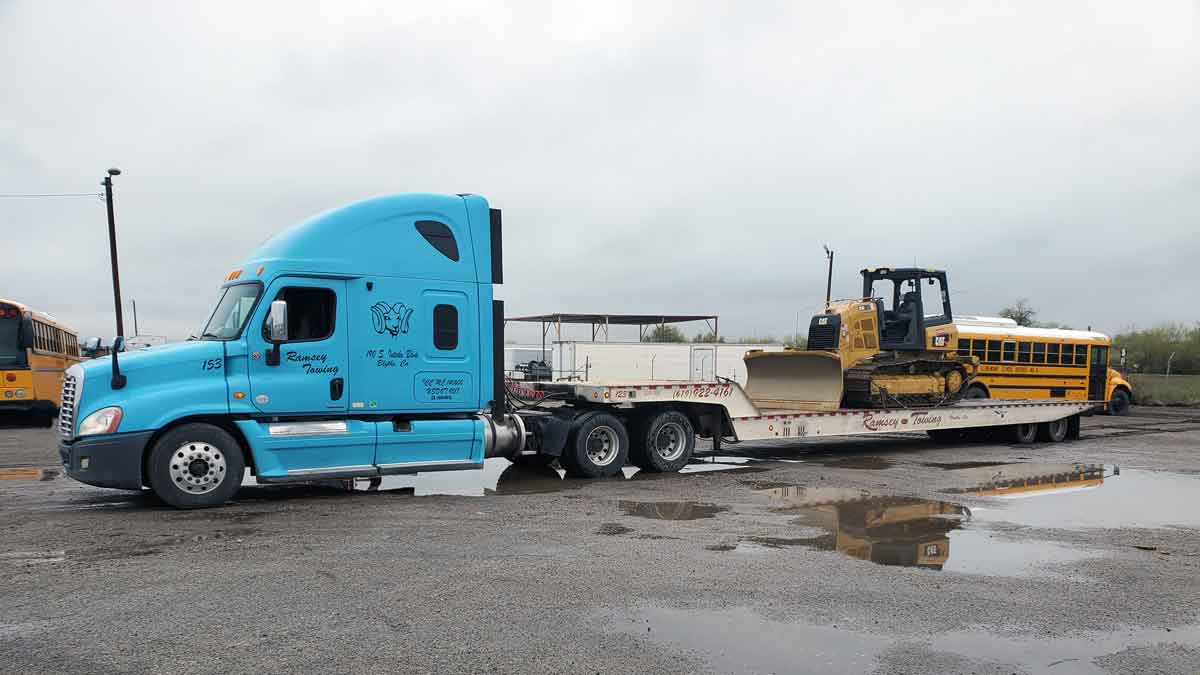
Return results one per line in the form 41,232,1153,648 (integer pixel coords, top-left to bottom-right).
744,267,976,410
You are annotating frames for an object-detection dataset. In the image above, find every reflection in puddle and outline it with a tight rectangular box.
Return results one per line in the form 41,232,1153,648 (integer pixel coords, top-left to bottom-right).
766,486,968,570
236,455,754,500
756,485,1103,575
612,606,1200,675
949,463,1200,530
620,500,727,521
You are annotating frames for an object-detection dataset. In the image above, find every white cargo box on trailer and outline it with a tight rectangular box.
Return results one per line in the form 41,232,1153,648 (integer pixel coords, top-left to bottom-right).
553,341,784,384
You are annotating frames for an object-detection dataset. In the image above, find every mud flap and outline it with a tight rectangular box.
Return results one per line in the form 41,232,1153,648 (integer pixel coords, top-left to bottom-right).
744,350,844,411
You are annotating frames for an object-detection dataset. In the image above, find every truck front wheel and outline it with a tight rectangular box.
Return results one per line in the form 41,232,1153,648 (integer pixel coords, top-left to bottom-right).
631,411,695,472
561,413,629,478
147,423,246,509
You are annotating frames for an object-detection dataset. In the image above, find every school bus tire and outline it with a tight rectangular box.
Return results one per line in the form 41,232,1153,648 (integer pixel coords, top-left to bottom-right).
964,384,989,399
1109,388,1131,416
146,423,246,509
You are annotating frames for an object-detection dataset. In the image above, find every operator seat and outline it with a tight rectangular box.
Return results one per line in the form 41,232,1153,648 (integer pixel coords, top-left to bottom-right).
883,291,918,342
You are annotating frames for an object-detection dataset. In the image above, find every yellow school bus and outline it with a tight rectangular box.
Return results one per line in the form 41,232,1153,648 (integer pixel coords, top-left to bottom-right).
0,299,82,425
954,317,1132,415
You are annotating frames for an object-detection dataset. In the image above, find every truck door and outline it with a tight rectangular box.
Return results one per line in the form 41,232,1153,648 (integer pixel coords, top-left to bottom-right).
247,278,350,414
350,277,482,470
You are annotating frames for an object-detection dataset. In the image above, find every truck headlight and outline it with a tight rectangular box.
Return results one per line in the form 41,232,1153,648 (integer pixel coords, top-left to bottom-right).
78,407,123,437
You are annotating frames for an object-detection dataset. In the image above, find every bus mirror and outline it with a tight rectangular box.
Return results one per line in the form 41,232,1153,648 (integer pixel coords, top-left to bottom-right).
19,315,34,350
112,336,126,353
268,301,288,342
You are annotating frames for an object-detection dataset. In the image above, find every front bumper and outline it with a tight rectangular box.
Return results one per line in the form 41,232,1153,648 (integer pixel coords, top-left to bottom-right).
60,431,156,491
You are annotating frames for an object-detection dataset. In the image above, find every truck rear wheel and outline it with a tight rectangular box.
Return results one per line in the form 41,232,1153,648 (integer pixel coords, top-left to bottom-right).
560,413,629,478
147,423,246,509
631,411,695,472
1010,423,1038,444
1038,418,1068,442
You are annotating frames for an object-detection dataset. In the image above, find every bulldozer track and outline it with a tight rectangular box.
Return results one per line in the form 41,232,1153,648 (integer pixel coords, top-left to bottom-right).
843,355,971,409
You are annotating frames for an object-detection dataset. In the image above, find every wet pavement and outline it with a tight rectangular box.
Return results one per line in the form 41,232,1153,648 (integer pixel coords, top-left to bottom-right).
2,407,1200,674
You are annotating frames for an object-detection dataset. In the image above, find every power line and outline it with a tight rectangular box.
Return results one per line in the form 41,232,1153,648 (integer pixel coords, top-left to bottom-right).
0,192,102,198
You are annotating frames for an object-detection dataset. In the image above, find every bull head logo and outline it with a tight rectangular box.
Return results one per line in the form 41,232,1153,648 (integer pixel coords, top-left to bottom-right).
371,302,414,337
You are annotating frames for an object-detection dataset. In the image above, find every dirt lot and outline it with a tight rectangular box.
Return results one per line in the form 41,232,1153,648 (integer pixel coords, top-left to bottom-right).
2,408,1199,674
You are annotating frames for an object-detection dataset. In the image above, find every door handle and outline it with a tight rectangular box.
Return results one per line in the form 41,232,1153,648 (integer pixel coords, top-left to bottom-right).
330,377,344,401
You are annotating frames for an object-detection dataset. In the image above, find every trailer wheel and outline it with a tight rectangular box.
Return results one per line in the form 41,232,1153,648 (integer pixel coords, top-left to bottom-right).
146,423,246,509
631,411,695,472
964,385,988,399
1038,418,1068,442
560,413,629,478
1009,423,1038,444
1066,415,1081,440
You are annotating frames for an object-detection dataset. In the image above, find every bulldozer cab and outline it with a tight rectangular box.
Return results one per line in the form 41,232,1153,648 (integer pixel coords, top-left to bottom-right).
862,268,952,352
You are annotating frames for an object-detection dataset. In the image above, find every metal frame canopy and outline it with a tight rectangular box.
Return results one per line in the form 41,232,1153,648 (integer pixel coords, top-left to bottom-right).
506,313,720,360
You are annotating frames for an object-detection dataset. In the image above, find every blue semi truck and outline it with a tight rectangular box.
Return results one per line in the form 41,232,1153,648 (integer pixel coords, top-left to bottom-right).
58,193,1099,508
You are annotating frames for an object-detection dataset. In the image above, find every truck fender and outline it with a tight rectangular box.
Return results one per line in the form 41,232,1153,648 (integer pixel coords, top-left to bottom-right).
533,413,575,458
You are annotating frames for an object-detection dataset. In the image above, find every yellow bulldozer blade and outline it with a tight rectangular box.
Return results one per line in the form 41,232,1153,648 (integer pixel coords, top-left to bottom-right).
743,350,844,411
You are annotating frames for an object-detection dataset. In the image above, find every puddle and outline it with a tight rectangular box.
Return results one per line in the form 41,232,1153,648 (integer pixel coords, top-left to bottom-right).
611,606,1200,675
758,486,1102,575
946,463,1200,530
922,460,1014,470
233,455,754,500
620,500,727,521
805,455,894,470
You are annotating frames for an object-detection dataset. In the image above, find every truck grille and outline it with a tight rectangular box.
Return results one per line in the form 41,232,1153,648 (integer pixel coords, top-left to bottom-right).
59,372,78,439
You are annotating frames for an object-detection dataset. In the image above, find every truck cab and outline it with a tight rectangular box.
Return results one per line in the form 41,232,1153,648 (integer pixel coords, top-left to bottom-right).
59,193,520,508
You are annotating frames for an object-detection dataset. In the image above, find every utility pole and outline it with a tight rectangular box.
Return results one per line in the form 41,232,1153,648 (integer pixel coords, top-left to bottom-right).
822,245,834,308
103,168,125,338
1167,351,1176,378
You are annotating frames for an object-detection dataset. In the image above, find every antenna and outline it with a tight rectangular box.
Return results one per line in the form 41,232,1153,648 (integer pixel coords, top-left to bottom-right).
823,245,834,308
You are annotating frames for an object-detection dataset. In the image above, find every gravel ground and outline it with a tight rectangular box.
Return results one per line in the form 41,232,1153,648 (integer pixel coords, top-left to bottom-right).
1,407,1198,674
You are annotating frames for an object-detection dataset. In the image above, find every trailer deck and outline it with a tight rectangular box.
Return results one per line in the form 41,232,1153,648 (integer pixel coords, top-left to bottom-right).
530,379,1101,442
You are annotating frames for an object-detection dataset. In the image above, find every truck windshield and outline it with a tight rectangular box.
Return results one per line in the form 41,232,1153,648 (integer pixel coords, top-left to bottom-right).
198,284,261,340
0,317,26,367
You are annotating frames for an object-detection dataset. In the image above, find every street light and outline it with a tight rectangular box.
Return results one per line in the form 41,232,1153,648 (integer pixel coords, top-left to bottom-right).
103,168,125,338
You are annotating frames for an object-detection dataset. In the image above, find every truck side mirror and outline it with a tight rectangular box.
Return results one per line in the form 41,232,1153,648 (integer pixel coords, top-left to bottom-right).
268,301,288,342
266,300,288,366
18,314,34,350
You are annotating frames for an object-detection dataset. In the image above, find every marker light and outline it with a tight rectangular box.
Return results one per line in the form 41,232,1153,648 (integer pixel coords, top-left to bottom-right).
4,373,14,382
233,391,245,399
78,407,123,437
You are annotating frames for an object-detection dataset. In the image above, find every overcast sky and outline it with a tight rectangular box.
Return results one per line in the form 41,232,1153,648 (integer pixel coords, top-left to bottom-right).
3,1,1198,344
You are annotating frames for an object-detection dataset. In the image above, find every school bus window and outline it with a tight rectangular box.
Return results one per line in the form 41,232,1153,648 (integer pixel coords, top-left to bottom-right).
958,339,969,353
987,340,1001,362
1061,343,1073,364
1017,342,1031,363
1047,343,1059,364
1002,341,1016,362
1032,342,1046,364
1075,345,1087,365
972,339,985,360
